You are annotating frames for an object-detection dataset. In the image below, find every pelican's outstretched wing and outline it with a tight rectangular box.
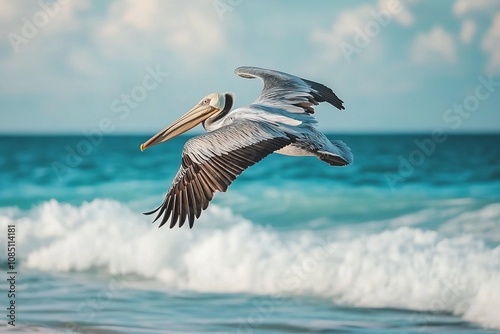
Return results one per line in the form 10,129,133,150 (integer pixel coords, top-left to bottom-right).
145,120,296,228
235,66,344,114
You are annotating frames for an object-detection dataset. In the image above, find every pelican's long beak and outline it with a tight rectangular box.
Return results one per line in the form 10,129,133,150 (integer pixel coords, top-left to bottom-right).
140,103,218,151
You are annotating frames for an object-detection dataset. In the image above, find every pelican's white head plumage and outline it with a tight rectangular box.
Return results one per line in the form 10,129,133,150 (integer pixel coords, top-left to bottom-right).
140,66,353,228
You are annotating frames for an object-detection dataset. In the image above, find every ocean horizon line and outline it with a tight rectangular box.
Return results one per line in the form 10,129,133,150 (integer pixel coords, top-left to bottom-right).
1,131,500,137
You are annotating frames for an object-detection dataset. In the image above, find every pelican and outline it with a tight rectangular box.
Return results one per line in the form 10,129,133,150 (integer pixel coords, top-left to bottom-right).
140,66,353,228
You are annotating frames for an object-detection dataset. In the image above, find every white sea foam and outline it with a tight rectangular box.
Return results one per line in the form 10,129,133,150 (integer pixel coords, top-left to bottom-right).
439,203,500,243
1,199,499,329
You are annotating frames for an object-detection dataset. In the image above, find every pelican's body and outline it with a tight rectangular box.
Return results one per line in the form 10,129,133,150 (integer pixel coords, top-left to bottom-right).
141,67,353,228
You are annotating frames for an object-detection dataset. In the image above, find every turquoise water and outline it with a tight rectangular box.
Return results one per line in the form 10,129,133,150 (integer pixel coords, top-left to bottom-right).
1,134,499,333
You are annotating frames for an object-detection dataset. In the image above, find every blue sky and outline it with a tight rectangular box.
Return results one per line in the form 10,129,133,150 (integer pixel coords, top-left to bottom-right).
1,0,499,134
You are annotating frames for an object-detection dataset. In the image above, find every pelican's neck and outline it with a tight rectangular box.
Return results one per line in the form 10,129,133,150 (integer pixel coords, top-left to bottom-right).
203,93,234,132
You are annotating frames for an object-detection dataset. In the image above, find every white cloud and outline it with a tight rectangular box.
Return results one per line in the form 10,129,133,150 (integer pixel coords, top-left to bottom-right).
1,1,89,39
310,1,414,64
459,19,476,43
481,14,500,74
0,0,19,22
98,0,226,61
0,1,92,95
311,5,374,63
411,27,457,64
453,0,500,16
0,0,228,98
378,0,414,26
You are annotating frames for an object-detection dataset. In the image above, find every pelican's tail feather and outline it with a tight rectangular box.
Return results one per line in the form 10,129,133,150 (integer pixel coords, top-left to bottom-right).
317,140,353,166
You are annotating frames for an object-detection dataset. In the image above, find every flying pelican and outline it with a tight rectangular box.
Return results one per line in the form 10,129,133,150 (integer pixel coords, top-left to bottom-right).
140,66,353,228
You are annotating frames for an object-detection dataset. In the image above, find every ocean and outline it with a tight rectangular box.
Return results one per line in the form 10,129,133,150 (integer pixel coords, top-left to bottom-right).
0,134,499,333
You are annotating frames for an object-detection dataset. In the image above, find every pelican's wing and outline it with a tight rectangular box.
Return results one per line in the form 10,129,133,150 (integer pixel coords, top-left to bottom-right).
145,120,296,229
235,66,344,114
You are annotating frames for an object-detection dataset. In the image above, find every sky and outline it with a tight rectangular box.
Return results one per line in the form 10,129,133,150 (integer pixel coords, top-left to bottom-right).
0,0,499,134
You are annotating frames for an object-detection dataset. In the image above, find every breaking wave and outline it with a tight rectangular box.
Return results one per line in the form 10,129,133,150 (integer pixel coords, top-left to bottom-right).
1,199,499,329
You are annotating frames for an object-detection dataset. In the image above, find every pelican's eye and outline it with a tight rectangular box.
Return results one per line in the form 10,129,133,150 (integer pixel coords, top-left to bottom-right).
202,98,211,105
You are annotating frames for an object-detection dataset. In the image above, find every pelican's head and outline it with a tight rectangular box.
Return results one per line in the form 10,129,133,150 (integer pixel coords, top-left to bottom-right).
140,93,228,151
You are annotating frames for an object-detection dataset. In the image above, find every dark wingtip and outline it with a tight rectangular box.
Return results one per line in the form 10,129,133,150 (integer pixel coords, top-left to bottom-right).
304,79,345,111
143,205,161,216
